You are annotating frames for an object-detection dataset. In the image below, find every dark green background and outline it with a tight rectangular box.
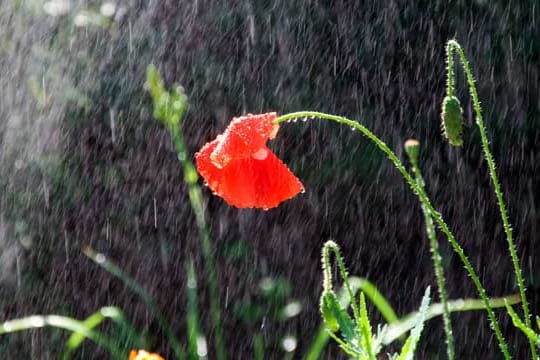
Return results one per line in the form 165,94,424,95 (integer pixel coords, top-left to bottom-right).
1,1,539,358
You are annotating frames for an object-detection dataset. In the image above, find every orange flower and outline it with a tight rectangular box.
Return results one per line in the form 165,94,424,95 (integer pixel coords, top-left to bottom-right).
196,113,304,209
129,349,165,360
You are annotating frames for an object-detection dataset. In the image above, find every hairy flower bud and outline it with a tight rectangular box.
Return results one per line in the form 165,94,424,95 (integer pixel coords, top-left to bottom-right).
441,95,464,146
404,139,420,166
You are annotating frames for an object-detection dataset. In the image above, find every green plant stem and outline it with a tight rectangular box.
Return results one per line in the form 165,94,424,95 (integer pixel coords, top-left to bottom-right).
170,125,226,360
276,111,510,359
0,315,124,360
321,240,362,329
83,247,186,360
409,156,454,359
446,39,536,360
186,258,203,360
253,332,264,360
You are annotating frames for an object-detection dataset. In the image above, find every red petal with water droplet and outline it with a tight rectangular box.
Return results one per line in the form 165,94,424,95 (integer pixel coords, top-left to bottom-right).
196,138,303,209
210,113,279,168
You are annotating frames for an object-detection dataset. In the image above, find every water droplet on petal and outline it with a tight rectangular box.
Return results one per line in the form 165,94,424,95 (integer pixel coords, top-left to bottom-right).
252,148,269,160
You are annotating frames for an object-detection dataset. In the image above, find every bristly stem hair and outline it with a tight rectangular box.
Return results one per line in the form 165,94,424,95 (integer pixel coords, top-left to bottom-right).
446,39,537,360
275,111,510,359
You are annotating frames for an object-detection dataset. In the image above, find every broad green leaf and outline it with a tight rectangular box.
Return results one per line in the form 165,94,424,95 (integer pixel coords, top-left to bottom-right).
305,276,365,360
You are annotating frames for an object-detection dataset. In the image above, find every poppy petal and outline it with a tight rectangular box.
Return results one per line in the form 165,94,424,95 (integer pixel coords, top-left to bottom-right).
196,140,303,209
210,113,279,168
129,350,165,360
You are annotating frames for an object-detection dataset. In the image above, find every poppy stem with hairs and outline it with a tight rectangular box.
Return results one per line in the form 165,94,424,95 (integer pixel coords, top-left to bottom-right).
445,39,537,360
274,111,510,359
405,139,455,360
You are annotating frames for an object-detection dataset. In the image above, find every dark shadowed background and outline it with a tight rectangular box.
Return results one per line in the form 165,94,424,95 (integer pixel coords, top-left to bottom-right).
1,1,539,358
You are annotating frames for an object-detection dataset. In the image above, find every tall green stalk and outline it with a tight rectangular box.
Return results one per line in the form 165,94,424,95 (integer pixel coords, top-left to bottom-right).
170,124,226,360
405,140,454,359
146,66,226,360
275,111,510,359
445,40,536,359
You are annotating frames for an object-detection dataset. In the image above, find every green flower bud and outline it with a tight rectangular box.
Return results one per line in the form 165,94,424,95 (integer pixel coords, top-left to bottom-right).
320,290,340,332
404,139,420,166
441,95,464,146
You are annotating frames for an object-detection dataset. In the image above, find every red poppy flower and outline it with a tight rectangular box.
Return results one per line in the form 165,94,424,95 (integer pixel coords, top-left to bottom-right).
195,112,304,209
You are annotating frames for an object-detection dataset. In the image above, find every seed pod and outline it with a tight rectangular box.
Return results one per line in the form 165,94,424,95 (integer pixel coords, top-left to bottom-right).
441,95,464,146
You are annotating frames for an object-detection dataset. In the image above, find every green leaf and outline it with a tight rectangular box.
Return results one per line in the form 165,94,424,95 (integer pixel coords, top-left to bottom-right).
505,301,540,347
320,290,358,344
305,276,364,360
0,315,124,359
319,291,341,333
358,292,374,357
82,247,186,359
146,65,166,103
61,306,141,360
146,65,188,129
397,287,431,360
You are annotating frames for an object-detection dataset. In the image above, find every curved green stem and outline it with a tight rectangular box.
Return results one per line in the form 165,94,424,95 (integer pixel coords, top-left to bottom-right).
446,40,536,359
276,111,510,359
409,154,454,359
322,240,362,327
